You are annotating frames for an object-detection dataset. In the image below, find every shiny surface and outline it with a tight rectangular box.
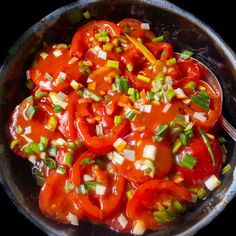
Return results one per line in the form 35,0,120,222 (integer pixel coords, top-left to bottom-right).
0,0,236,235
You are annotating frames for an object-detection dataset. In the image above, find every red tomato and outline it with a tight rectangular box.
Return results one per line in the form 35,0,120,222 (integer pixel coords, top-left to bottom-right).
29,46,81,91
176,134,223,186
8,97,62,158
76,117,130,153
39,171,84,223
182,81,221,130
116,132,173,183
127,180,191,230
118,18,155,40
71,151,126,220
70,20,122,57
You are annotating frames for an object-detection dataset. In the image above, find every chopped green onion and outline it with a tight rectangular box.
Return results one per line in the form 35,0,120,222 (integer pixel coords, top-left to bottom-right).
123,26,131,34
52,104,63,113
83,10,91,19
75,139,83,148
114,115,122,125
63,152,73,167
153,210,174,223
185,81,197,90
125,111,136,120
116,47,123,53
48,146,58,157
45,116,58,131
44,72,53,80
98,36,110,43
180,50,194,60
65,183,75,192
155,71,164,81
10,139,20,149
23,143,33,154
166,57,177,66
183,122,194,137
84,181,98,191
106,60,119,69
56,166,67,175
16,125,23,134
95,159,103,168
218,136,227,144
33,168,45,186
25,105,38,120
67,141,75,150
153,124,168,142
198,128,215,166
81,158,93,166
173,200,186,213
166,89,176,101
116,76,130,93
191,91,210,110
90,92,102,102
40,136,49,147
127,64,133,72
25,80,34,90
35,88,48,99
95,31,108,38
137,74,151,83
179,154,197,170
147,91,154,100
180,133,188,146
172,139,182,154
197,188,207,200
127,87,135,95
31,143,40,154
152,35,164,42
103,43,113,51
221,164,232,175
44,158,57,170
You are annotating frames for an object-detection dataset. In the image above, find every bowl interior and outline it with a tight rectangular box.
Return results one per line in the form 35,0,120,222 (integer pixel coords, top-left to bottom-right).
0,0,236,235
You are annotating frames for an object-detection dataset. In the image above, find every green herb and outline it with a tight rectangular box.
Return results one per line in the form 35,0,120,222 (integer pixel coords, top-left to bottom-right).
98,36,110,43
44,158,57,170
185,81,197,90
137,74,151,83
84,181,98,191
198,128,215,166
65,182,75,192
95,31,108,38
152,35,164,42
191,91,210,110
25,105,39,120
221,164,232,175
166,89,176,101
81,158,93,166
52,104,63,113
31,143,41,154
106,60,119,69
173,200,186,213
179,154,197,170
125,111,136,120
172,139,182,154
35,89,48,99
153,124,168,142
63,152,73,167
114,115,122,125
166,57,177,66
147,91,154,100
180,50,194,60
33,168,45,186
153,210,174,223
56,166,67,175
179,133,188,146
23,143,33,154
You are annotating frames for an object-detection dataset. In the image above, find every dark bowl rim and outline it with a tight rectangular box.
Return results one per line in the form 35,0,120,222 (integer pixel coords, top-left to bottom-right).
0,0,236,235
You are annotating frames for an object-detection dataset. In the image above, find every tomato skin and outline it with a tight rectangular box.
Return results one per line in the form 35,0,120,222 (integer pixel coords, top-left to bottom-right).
176,134,223,186
127,180,191,230
71,151,126,221
29,47,81,91
76,117,130,153
39,171,84,223
70,20,122,57
117,132,173,183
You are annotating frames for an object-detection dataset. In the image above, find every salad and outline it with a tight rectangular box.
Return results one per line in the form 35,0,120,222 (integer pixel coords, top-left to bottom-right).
8,17,230,235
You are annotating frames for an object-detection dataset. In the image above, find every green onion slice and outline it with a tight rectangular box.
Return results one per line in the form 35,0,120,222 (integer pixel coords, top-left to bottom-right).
179,154,197,170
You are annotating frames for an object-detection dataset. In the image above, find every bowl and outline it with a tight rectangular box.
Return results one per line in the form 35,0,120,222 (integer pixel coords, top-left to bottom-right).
0,0,236,235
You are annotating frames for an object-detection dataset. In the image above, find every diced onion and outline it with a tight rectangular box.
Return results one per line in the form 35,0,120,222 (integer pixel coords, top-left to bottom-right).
24,126,32,135
83,174,95,182
141,23,150,30
53,49,62,57
97,50,107,60
96,184,106,195
134,159,155,177
139,105,152,113
93,46,102,54
123,149,136,161
193,112,207,122
174,88,187,99
204,174,221,191
162,103,172,113
131,220,146,235
66,212,79,226
112,151,125,165
113,138,127,152
57,71,67,81
49,92,68,109
143,145,157,161
117,213,128,229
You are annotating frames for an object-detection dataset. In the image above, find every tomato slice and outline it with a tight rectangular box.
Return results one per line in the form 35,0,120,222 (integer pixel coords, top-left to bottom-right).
127,180,191,230
182,80,221,130
76,116,130,153
8,97,62,158
39,171,84,224
118,18,155,40
70,20,122,57
71,151,126,220
29,46,81,91
116,132,173,183
176,134,223,186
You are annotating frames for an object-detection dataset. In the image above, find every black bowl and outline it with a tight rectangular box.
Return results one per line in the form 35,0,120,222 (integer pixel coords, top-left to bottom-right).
0,0,236,235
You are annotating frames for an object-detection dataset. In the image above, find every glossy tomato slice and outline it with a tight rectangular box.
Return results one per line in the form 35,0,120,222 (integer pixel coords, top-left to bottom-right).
39,171,84,224
176,134,223,186
71,151,126,220
29,46,81,91
127,180,191,230
116,132,173,183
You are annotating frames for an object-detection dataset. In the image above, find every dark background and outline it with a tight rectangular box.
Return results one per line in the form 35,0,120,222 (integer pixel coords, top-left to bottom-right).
0,0,235,235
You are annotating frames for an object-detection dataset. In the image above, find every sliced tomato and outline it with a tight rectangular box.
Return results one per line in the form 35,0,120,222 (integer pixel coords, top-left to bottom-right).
118,18,155,40
70,20,122,57
127,180,191,230
71,151,126,220
116,132,173,183
29,46,81,91
39,171,84,224
182,80,221,130
176,134,223,186
76,116,130,153
8,97,62,158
